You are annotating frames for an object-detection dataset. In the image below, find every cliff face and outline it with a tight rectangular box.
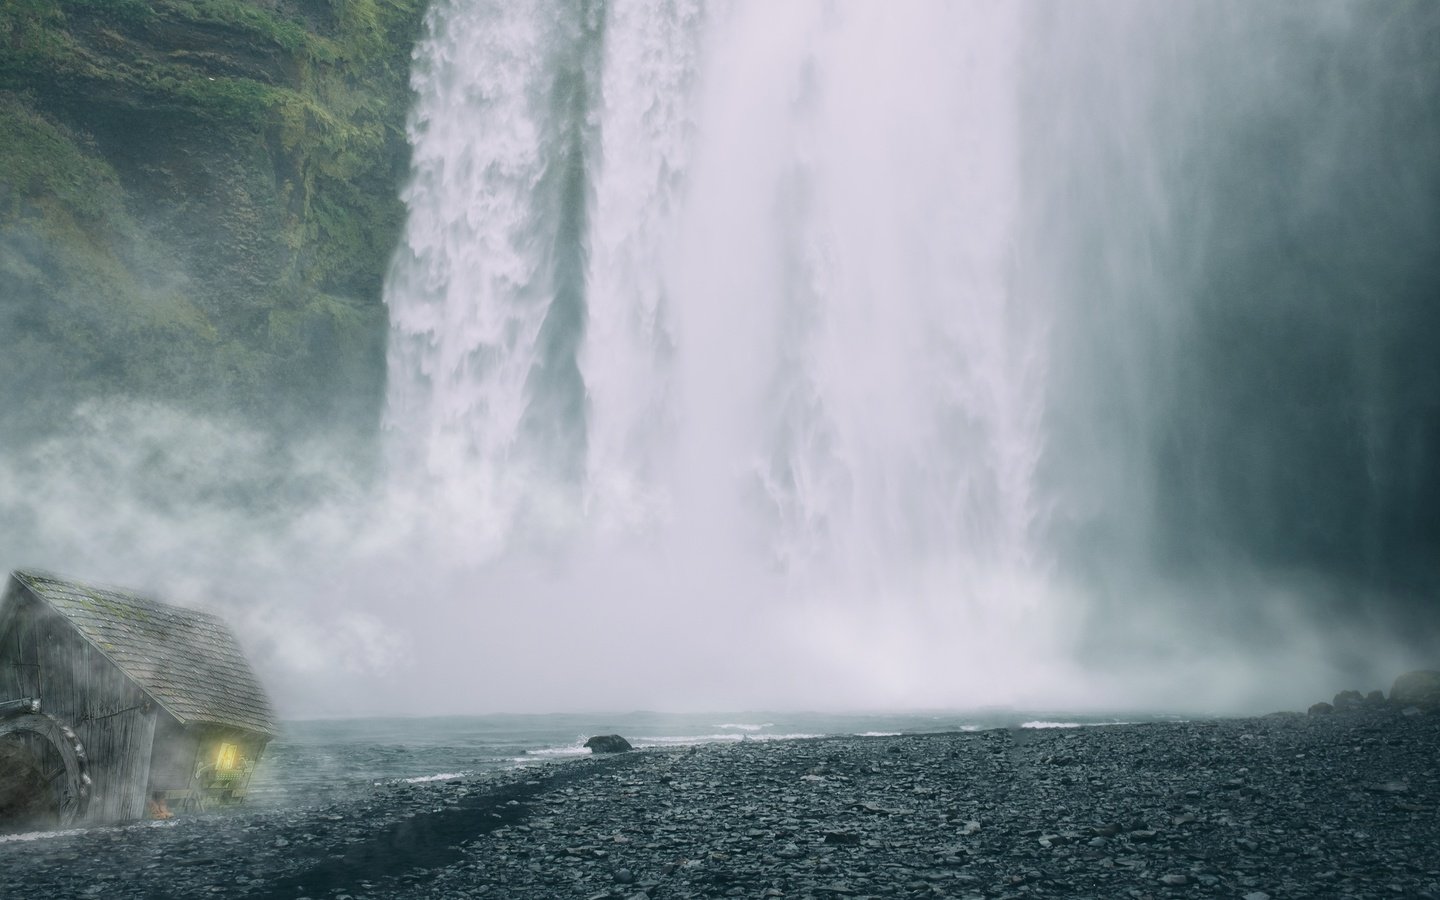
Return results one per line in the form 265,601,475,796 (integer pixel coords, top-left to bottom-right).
0,0,427,439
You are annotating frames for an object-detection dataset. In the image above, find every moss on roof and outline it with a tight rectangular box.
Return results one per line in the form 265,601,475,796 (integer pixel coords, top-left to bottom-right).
10,569,277,737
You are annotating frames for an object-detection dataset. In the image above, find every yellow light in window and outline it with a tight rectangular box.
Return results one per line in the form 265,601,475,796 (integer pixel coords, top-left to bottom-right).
216,742,239,770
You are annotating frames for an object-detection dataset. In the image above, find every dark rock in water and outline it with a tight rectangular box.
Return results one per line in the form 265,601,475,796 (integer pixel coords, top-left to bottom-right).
1364,689,1386,706
584,735,634,754
1390,670,1440,708
1332,689,1364,711
1308,702,1334,716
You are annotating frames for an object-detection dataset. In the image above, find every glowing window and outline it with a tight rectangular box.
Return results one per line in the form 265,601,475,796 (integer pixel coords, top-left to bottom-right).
216,743,239,770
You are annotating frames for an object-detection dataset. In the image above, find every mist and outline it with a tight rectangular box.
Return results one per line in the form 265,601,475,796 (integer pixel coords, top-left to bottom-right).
2,0,1437,719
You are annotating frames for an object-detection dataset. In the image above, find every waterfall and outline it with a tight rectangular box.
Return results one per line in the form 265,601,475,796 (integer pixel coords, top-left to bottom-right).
380,0,1065,707
384,1,602,552
387,0,1043,563
380,0,1440,711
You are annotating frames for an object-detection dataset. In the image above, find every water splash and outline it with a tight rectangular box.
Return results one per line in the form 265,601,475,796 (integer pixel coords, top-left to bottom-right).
379,0,1075,709
367,0,1440,712
580,0,706,536
384,0,602,551
389,4,1043,562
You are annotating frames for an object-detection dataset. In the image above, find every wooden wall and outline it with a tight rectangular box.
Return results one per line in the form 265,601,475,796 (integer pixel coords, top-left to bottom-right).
0,591,40,701
147,712,200,794
0,595,156,823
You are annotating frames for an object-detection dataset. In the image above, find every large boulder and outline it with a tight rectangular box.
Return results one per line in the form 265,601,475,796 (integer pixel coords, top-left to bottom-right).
1332,690,1364,711
584,734,634,754
1390,671,1440,708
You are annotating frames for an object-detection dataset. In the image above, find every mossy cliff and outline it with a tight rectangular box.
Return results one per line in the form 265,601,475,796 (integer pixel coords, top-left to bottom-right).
0,0,427,438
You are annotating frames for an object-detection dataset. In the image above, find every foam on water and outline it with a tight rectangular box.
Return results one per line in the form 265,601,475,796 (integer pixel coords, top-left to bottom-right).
0,827,90,844
523,738,593,759
631,733,825,747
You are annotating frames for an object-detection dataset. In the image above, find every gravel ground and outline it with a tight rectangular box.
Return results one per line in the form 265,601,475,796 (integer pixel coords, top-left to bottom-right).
1,709,1436,899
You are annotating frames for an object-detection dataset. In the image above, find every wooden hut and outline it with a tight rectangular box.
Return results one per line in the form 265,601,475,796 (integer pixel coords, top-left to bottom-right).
0,570,276,829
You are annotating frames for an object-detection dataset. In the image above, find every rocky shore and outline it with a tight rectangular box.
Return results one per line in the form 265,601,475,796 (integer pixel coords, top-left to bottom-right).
1,709,1437,900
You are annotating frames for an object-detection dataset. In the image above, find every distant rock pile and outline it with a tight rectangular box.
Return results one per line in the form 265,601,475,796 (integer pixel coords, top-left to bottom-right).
1308,669,1440,716
1390,670,1440,707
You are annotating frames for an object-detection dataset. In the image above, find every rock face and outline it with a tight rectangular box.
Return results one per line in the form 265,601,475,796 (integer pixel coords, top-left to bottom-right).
1307,702,1333,716
1332,689,1364,711
1391,670,1440,708
0,0,427,439
583,734,633,754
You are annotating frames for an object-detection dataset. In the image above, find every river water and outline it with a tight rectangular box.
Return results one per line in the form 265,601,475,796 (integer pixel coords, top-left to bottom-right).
246,710,1151,805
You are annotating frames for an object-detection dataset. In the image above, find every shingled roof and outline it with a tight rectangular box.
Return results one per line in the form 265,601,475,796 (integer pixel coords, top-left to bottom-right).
8,570,277,737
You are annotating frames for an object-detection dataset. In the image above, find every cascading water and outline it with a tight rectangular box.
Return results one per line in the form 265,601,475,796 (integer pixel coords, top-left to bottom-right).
383,1,1065,706
387,2,1046,563
385,1,602,552
379,0,1440,711
0,2,1433,718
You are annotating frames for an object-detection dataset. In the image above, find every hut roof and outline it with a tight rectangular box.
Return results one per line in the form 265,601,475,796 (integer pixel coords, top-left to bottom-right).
8,570,277,737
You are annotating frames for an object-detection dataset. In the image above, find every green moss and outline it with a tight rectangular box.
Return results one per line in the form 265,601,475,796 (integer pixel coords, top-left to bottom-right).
171,73,292,124
0,94,123,221
0,1,70,78
0,93,222,423
160,0,313,53
73,590,148,622
0,0,428,438
64,0,155,25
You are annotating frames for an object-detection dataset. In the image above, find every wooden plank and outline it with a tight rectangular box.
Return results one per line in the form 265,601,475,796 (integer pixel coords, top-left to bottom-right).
8,601,42,699
28,606,152,825
145,713,198,794
0,584,24,701
116,707,156,820
0,602,25,700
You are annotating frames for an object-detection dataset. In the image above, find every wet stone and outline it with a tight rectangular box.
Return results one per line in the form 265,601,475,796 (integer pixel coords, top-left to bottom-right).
2,712,1438,899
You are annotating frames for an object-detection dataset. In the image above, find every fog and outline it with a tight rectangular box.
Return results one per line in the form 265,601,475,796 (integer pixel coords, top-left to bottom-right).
2,1,1437,718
